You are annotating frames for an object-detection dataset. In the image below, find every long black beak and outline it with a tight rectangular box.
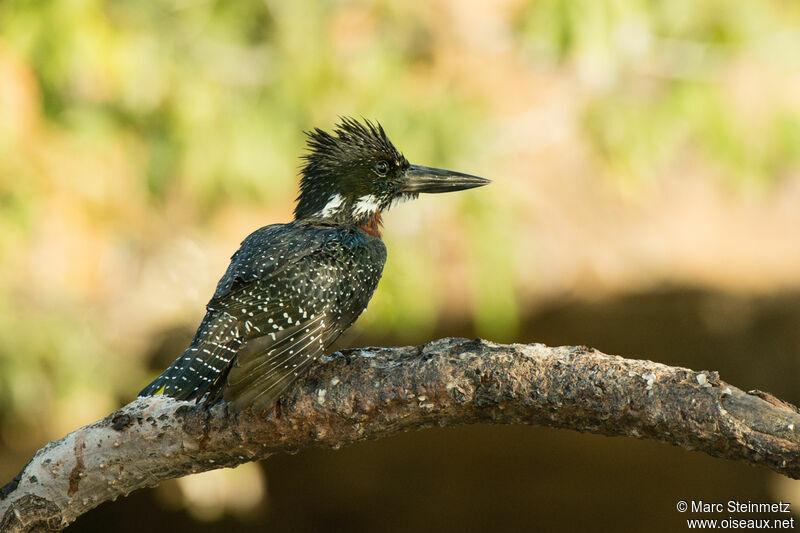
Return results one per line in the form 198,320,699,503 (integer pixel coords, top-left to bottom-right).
400,164,490,194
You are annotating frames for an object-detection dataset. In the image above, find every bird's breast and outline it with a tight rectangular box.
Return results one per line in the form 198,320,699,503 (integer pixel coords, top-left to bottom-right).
359,212,383,239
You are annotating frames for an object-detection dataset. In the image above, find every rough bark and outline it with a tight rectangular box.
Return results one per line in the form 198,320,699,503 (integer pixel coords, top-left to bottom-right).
2,338,799,532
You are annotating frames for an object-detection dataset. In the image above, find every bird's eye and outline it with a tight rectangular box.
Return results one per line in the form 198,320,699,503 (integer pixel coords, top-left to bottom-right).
374,161,389,176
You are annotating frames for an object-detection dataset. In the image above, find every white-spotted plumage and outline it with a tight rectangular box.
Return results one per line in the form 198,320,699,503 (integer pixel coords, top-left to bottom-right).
138,220,386,411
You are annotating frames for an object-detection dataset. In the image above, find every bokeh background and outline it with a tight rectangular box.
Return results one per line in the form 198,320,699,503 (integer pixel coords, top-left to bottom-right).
2,0,800,531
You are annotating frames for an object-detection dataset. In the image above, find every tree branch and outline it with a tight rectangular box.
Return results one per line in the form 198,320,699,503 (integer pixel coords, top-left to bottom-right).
2,338,799,531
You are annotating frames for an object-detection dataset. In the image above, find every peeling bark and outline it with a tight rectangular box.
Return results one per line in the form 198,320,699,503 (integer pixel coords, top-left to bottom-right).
2,338,799,532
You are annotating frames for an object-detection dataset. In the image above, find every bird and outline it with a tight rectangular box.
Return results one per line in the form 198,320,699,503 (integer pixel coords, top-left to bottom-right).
138,117,489,412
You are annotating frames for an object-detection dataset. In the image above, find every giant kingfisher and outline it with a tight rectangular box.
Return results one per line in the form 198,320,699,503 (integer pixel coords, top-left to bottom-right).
139,118,489,411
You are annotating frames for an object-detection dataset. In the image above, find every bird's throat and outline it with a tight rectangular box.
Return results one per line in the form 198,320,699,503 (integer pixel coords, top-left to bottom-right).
360,212,383,239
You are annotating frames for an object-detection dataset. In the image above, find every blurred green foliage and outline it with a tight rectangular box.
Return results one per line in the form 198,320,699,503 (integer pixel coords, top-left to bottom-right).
515,0,800,188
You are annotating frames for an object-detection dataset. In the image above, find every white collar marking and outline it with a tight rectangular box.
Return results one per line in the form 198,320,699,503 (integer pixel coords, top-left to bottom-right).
319,193,344,217
353,194,381,217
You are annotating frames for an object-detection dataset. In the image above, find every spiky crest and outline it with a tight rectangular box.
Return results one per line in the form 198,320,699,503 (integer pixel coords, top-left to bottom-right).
294,117,408,224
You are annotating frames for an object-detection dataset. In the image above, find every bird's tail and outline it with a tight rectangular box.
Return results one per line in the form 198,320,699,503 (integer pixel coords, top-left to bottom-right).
138,344,231,401
138,372,170,397
137,347,202,400
139,308,245,401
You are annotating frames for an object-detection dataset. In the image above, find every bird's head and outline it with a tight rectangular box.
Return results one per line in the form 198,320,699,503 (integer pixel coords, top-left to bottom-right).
294,118,489,233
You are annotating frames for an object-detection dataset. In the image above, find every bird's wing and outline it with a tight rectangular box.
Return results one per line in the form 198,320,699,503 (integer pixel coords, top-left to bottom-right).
209,248,346,411
222,312,331,411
